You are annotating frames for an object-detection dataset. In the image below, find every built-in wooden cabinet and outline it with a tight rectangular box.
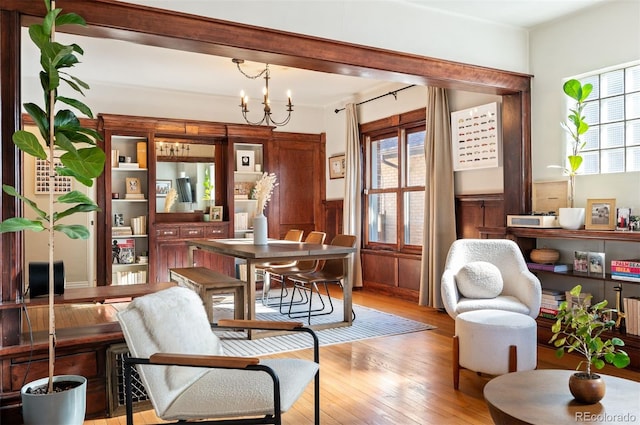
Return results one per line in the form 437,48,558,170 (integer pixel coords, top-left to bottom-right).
455,193,505,239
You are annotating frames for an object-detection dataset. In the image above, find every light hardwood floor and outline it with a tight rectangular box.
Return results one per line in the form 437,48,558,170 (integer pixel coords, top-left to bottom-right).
60,288,639,424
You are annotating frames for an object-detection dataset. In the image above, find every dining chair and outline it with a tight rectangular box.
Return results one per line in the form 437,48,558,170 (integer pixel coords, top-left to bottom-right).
257,229,304,305
286,234,357,324
262,231,327,311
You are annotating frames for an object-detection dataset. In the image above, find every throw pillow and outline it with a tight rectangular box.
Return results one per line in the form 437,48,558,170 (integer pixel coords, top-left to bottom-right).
455,261,503,299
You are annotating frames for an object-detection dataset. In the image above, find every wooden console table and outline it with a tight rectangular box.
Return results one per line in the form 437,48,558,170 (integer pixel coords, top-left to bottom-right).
484,369,640,424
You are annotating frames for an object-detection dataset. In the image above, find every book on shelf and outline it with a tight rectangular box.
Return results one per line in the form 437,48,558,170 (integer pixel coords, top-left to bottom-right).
131,215,147,235
527,262,572,272
611,273,640,283
611,259,640,268
136,141,147,169
113,238,135,264
112,226,133,236
623,296,640,336
114,269,147,285
124,193,146,200
117,162,140,169
539,306,559,319
234,212,249,231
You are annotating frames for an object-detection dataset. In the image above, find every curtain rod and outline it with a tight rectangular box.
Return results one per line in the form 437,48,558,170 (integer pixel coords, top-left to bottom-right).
334,84,416,113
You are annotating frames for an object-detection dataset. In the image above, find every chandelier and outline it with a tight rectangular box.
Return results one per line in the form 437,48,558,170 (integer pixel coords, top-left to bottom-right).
233,59,293,127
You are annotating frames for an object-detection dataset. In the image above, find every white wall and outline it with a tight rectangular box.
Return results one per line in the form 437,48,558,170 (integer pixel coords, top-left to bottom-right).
121,0,530,74
529,0,640,211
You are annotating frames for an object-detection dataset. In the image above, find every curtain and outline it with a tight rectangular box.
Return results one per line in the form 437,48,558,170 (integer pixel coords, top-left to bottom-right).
343,103,363,288
419,87,456,307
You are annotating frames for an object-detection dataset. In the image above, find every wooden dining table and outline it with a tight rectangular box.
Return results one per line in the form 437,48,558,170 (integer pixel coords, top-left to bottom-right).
188,238,356,338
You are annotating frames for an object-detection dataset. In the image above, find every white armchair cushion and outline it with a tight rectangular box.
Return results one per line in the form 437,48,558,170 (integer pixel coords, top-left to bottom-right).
133,286,224,390
455,261,503,299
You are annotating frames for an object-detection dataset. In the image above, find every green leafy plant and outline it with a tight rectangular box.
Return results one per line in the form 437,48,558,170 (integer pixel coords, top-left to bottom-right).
550,285,630,376
561,79,592,208
0,0,105,393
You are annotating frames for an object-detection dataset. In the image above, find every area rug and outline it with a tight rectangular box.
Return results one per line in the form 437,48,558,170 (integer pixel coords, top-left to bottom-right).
211,293,436,357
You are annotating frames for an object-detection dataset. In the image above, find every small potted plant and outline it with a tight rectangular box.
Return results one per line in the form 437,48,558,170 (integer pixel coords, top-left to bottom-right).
557,79,591,229
550,285,630,404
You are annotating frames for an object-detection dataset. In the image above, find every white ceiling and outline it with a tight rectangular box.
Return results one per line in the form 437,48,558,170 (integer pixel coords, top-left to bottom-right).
28,1,607,109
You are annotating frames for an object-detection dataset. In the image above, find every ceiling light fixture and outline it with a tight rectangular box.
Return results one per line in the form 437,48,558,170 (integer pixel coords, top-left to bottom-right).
233,59,293,127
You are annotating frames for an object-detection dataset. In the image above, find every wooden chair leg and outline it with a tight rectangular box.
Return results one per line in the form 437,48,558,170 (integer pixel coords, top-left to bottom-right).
453,335,460,390
508,345,517,372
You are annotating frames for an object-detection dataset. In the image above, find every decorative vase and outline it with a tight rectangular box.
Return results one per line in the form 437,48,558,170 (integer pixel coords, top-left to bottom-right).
569,372,606,404
253,212,268,245
558,207,585,230
21,375,87,425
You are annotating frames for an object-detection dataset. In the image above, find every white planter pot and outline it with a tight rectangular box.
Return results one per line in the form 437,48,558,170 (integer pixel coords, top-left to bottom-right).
558,207,585,230
21,375,87,425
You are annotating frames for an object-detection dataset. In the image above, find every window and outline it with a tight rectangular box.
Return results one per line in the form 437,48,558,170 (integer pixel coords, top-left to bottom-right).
364,120,426,253
570,63,640,174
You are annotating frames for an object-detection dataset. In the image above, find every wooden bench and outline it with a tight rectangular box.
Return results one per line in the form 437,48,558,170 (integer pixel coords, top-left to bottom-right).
169,267,246,322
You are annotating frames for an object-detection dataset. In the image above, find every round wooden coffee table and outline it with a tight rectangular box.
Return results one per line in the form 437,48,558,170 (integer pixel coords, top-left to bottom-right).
483,369,639,425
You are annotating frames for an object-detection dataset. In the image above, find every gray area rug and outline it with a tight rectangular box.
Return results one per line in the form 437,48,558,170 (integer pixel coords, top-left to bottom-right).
211,292,436,356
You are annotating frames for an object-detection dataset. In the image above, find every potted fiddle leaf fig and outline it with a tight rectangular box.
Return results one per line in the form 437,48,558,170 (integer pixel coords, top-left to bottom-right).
557,79,591,229
0,1,105,423
549,285,630,404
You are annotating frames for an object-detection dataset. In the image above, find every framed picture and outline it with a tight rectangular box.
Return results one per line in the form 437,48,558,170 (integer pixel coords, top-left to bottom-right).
125,177,142,195
210,205,223,221
155,180,171,197
34,155,73,194
616,207,631,231
450,102,500,171
236,150,255,172
587,251,606,277
585,198,616,230
329,154,346,179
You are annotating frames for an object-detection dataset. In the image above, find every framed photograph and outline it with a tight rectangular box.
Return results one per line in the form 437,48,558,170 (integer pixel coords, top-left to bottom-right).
210,205,223,221
585,198,616,230
155,180,171,197
573,250,588,273
587,251,605,277
125,177,142,195
329,154,346,179
451,102,500,171
236,150,255,172
34,155,73,194
616,207,631,231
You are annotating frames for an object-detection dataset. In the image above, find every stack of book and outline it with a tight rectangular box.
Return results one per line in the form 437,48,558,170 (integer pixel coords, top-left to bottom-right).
234,212,249,231
539,288,566,319
117,162,140,169
611,259,640,282
623,297,640,335
114,270,147,285
113,238,135,264
527,262,572,272
112,226,133,236
125,193,145,200
131,215,147,235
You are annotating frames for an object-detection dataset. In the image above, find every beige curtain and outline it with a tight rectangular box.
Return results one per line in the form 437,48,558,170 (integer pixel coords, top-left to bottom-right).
343,103,363,288
419,87,456,307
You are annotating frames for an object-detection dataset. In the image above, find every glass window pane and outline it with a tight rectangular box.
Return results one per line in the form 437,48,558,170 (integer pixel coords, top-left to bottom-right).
626,92,640,120
601,148,625,173
627,119,640,146
370,136,398,189
600,122,625,149
582,125,599,151
404,191,424,245
600,96,624,123
627,146,640,172
583,101,599,125
406,130,426,187
368,193,397,243
601,69,624,97
581,150,600,174
626,65,640,92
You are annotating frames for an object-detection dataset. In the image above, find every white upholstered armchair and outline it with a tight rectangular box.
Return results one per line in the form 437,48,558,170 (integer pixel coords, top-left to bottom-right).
117,286,319,425
441,239,542,319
